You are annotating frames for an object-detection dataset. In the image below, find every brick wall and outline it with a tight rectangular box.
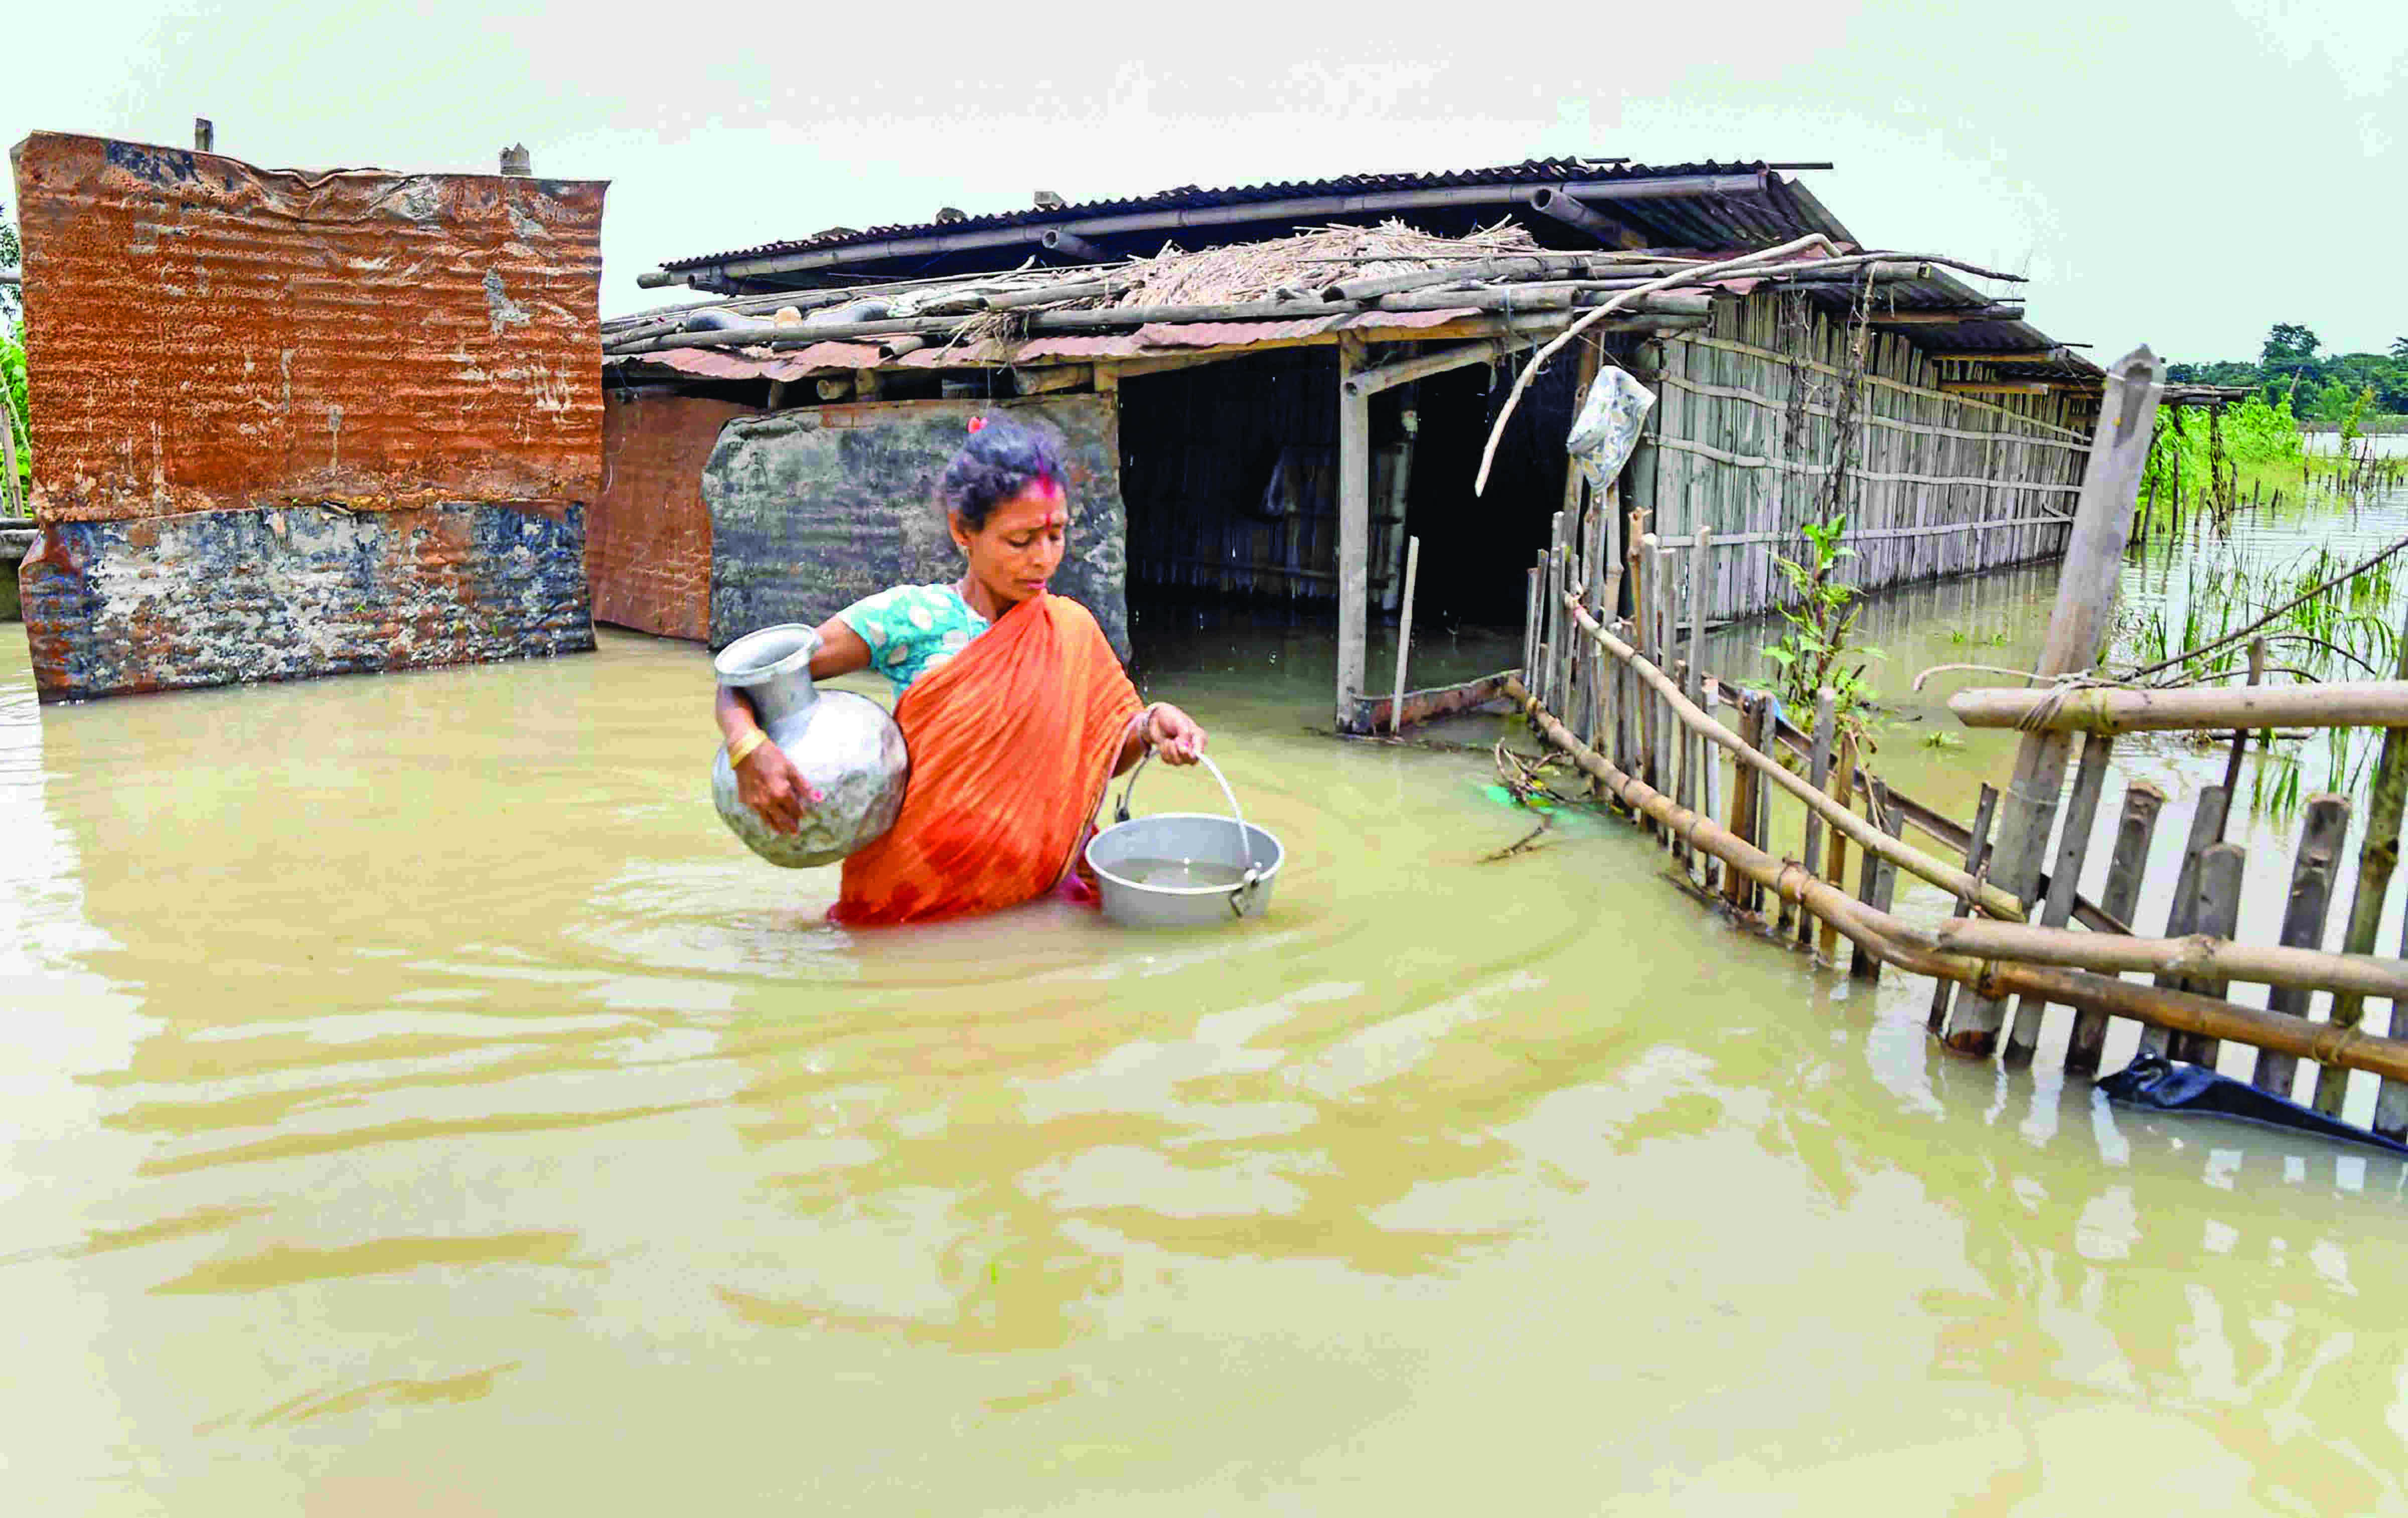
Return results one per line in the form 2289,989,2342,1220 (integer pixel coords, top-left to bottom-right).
589,393,750,642
8,131,605,699
703,396,1128,657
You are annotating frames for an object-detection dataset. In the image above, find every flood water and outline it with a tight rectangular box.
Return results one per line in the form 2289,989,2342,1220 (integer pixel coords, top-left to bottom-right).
11,521,2408,1510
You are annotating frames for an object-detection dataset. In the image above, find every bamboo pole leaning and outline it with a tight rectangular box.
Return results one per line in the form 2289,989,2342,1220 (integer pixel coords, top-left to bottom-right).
1502,679,2408,1087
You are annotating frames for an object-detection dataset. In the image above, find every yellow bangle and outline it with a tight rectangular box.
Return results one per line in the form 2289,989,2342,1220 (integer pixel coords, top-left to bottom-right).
726,728,768,767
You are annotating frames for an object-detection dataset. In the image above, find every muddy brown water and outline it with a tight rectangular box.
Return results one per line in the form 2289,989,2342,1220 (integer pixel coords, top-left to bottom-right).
8,563,2408,1512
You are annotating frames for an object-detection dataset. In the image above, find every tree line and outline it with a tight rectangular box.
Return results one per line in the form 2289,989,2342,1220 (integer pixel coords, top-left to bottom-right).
2169,323,2408,423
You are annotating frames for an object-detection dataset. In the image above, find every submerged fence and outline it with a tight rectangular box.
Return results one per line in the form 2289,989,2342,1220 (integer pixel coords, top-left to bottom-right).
1514,347,2408,1143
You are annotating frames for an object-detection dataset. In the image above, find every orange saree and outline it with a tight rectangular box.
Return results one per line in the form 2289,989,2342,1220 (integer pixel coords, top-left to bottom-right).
832,593,1141,927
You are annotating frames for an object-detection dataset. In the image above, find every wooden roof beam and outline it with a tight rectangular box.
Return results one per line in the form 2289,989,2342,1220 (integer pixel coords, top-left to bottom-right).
1868,305,2025,326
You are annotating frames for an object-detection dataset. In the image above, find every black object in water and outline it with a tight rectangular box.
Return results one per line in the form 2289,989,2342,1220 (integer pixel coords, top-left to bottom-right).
2098,1055,2408,1157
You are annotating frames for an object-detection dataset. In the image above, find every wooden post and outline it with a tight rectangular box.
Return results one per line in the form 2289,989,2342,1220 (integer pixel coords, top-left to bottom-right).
1948,346,2165,1053
2377,922,2408,1141
2254,795,2350,1100
2314,654,2408,1116
1799,688,1837,948
1930,785,2000,1033
2218,637,2265,810
2068,782,2167,1074
1335,343,1374,726
2172,843,2247,1066
2139,785,2231,1060
2005,733,2116,1058
1654,535,1678,823
1683,530,1711,878
1388,536,1422,736
1724,692,1761,913
1700,684,1723,880
1523,566,1540,680
1817,732,1858,964
1849,777,1900,982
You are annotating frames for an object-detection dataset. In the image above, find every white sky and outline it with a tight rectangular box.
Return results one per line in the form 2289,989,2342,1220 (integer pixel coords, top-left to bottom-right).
10,0,2403,358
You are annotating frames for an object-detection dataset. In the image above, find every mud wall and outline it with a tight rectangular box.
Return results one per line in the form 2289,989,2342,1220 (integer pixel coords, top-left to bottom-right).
8,131,607,700
702,396,1129,658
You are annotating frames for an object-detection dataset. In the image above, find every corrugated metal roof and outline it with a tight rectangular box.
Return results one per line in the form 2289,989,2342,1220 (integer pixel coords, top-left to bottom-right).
658,158,1850,284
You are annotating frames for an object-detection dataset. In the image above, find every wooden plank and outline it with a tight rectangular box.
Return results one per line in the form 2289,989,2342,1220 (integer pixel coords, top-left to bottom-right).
2138,784,2231,1060
2253,794,2351,1101
2314,664,2408,1116
1930,784,1999,1033
2005,733,2116,1057
2170,843,2247,1066
1849,777,1900,982
1798,687,1837,948
1948,346,2163,1055
2067,780,2166,1075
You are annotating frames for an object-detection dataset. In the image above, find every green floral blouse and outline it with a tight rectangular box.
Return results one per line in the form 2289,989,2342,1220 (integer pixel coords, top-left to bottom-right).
834,582,991,698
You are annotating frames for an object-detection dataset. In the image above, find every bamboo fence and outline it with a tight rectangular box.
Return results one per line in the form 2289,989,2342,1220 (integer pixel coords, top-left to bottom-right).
1512,347,2408,1143
1633,297,2090,625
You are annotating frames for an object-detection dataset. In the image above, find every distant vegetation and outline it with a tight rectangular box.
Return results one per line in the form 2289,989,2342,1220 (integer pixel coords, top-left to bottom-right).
2,201,25,507
2169,322,2408,427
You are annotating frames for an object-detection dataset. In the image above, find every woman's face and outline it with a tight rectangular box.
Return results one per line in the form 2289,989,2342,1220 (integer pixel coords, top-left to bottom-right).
953,478,1069,608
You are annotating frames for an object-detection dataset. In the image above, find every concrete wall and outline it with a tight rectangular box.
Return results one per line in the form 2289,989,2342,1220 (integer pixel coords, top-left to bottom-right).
589,393,750,641
20,505,590,698
702,396,1129,658
8,131,607,699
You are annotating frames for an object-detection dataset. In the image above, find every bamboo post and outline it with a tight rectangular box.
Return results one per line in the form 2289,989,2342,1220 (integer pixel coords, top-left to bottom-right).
2005,733,2116,1058
2138,784,2231,1059
1948,346,2163,1054
2313,655,2408,1117
2171,843,2247,1066
1849,777,1899,982
1546,514,1568,713
1798,688,1837,948
1930,785,2000,1032
1335,343,1373,726
1388,536,1422,736
2253,794,2350,1101
2068,782,2166,1074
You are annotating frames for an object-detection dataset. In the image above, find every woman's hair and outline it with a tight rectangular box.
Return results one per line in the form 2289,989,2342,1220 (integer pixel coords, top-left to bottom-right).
940,417,1066,533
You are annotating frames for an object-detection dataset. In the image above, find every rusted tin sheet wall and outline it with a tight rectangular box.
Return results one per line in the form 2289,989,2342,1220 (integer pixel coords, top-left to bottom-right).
704,397,1128,659
8,131,607,700
590,393,752,642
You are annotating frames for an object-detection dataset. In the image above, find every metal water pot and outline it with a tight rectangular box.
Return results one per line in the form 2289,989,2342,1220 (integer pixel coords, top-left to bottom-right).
710,624,910,868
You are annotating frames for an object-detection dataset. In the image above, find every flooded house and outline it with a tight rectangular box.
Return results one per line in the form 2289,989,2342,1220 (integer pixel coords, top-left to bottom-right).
598,158,2106,729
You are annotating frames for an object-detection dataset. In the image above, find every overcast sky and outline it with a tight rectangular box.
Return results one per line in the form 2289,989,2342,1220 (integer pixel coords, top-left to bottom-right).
11,0,2402,359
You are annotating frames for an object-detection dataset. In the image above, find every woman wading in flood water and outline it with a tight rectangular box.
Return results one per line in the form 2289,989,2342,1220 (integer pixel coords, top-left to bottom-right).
713,417,1210,926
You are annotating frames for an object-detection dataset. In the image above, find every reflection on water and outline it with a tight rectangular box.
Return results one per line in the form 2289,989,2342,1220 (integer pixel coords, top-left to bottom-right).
6,549,2408,1510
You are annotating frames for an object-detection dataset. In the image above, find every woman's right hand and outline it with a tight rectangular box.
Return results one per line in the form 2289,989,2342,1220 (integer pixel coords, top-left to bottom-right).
735,739,823,835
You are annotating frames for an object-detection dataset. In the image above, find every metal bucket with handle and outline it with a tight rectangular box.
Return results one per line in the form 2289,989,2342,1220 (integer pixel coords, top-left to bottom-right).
1084,751,1284,928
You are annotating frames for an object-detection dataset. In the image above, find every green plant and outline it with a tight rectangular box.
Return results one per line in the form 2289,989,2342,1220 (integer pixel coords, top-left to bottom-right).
0,320,26,500
1762,515,1883,751
1920,729,1964,751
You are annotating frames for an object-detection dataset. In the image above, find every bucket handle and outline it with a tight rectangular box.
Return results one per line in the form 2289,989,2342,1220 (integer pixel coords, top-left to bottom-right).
1112,749,1266,914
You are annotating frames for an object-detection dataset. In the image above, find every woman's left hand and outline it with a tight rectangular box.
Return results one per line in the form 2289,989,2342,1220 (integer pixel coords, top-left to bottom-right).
1144,703,1209,766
